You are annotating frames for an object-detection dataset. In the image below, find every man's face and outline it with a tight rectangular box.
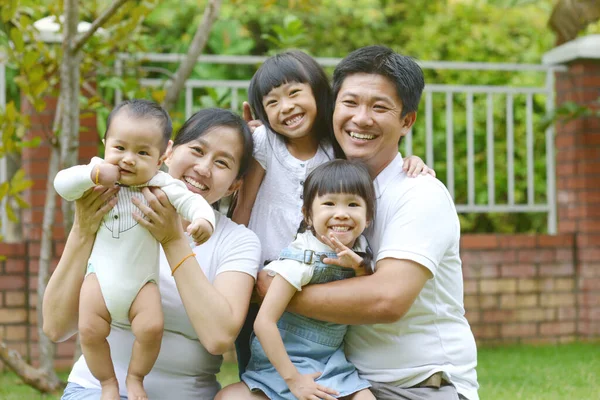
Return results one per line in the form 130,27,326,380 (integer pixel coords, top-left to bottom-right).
333,73,416,177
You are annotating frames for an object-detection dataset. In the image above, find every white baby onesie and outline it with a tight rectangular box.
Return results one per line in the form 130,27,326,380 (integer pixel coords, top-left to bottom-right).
54,157,215,322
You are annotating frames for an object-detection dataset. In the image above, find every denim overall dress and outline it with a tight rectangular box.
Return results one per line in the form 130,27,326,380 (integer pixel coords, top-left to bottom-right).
241,242,371,399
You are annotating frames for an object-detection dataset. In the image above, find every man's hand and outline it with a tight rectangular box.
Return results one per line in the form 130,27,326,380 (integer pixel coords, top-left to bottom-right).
92,163,120,186
187,218,214,245
255,269,274,300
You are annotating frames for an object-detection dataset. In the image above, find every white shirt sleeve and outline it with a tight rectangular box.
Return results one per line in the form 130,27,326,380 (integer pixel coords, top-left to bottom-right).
213,222,261,279
264,259,314,291
376,180,458,277
150,171,216,230
252,125,269,170
53,157,104,201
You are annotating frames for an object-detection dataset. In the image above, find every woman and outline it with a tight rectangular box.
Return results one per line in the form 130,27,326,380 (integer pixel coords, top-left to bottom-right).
43,108,261,400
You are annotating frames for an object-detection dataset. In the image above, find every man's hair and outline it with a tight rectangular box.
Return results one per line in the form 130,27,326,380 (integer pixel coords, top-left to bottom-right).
105,99,173,153
332,45,425,117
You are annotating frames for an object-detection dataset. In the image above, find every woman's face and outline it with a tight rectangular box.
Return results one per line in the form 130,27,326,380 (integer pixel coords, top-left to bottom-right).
165,126,244,205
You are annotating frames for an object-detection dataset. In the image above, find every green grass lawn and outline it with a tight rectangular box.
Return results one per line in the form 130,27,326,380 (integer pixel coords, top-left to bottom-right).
1,342,598,399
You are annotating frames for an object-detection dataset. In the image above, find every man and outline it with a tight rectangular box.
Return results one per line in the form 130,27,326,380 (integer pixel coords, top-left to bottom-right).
259,45,479,400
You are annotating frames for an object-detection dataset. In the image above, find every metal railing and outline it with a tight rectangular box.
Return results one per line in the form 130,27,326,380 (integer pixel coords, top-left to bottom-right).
0,53,565,236
116,53,564,233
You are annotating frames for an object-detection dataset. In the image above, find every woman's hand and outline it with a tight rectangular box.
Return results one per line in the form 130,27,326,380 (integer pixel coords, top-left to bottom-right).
321,234,368,276
243,101,263,133
74,185,119,236
132,186,184,245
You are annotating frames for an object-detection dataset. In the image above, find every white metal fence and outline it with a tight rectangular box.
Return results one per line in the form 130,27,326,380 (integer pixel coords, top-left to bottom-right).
0,53,566,235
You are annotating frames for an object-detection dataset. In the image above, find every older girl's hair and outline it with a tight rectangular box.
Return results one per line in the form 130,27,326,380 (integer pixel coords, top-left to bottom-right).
173,108,253,179
248,50,344,158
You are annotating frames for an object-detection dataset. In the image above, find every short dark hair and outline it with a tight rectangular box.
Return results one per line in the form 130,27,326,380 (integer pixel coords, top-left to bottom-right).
302,159,376,225
105,99,173,153
332,45,425,117
248,50,343,158
173,108,253,179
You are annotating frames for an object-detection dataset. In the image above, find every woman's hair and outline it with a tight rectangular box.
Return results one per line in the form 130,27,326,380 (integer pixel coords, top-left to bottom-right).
248,50,344,158
299,160,376,271
173,108,253,179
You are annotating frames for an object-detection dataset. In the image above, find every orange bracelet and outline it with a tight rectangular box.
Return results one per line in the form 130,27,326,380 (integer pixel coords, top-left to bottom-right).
171,253,196,276
95,166,100,185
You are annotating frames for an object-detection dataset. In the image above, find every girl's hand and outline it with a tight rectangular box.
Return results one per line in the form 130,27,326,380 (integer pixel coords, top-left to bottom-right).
287,372,339,400
321,234,367,276
132,186,184,245
403,155,436,178
74,185,119,236
242,101,263,133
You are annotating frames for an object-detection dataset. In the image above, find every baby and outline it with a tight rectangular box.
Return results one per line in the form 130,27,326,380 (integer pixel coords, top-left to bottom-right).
54,99,214,400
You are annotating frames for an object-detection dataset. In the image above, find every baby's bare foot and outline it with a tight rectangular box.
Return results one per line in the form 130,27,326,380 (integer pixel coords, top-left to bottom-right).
126,374,148,400
99,377,120,400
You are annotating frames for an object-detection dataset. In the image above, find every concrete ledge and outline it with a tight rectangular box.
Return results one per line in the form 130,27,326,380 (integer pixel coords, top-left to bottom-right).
543,34,600,65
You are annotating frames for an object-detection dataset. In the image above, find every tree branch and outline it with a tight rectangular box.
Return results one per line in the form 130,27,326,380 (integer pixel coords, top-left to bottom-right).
0,338,65,393
162,0,222,112
72,0,131,53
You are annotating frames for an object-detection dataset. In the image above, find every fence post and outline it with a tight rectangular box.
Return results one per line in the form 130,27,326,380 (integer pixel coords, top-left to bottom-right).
543,34,600,339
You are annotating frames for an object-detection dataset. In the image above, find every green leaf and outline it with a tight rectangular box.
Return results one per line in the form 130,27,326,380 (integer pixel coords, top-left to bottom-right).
0,182,9,199
13,193,30,209
5,201,17,222
9,27,25,53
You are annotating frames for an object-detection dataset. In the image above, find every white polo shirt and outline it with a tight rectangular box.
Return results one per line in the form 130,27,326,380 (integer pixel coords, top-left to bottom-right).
345,153,479,400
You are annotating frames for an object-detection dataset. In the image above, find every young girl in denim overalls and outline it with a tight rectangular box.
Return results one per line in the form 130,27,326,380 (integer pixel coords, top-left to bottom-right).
236,160,377,399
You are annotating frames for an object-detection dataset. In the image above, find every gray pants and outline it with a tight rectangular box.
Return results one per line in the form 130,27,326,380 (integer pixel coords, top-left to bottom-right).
369,381,468,400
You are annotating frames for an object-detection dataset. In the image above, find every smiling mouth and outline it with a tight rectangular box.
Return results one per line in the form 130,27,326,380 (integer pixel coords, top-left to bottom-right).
184,176,208,191
283,114,304,127
329,225,352,232
348,131,376,140
120,168,134,174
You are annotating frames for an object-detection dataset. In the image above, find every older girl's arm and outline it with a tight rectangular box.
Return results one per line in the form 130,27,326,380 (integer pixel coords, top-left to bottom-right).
133,187,255,355
42,186,118,342
231,158,265,226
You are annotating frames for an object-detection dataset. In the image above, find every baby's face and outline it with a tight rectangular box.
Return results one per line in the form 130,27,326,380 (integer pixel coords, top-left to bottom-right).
104,113,165,186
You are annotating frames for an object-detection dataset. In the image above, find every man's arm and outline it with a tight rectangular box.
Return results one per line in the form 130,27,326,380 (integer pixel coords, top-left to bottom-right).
285,258,431,325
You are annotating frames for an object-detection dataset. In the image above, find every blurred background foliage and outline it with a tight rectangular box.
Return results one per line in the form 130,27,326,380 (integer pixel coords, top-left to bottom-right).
3,0,600,234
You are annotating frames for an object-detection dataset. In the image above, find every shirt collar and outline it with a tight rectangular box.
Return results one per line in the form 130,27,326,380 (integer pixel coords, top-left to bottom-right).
373,152,404,199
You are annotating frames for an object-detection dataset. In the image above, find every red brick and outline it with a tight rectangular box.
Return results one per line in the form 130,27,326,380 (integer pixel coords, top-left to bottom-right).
539,263,575,277
501,323,537,337
557,307,577,320
0,244,26,256
461,235,498,249
540,321,576,336
498,235,536,248
480,279,517,294
500,264,537,278
4,259,26,273
537,235,574,248
515,308,555,322
463,264,499,279
0,276,26,290
471,324,500,339
0,309,27,323
5,326,27,341
4,291,26,307
579,277,600,291
482,310,514,323
517,249,556,263
464,280,477,295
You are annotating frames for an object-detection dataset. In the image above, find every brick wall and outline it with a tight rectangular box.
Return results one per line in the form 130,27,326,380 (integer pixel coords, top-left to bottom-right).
462,234,578,345
1,50,599,370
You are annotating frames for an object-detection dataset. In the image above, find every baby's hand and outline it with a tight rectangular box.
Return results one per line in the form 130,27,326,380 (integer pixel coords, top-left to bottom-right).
321,234,368,276
187,218,214,245
91,163,120,187
403,155,436,178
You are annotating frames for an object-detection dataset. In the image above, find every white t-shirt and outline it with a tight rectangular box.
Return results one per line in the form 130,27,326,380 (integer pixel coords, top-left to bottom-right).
345,154,479,400
68,212,261,400
248,126,335,265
